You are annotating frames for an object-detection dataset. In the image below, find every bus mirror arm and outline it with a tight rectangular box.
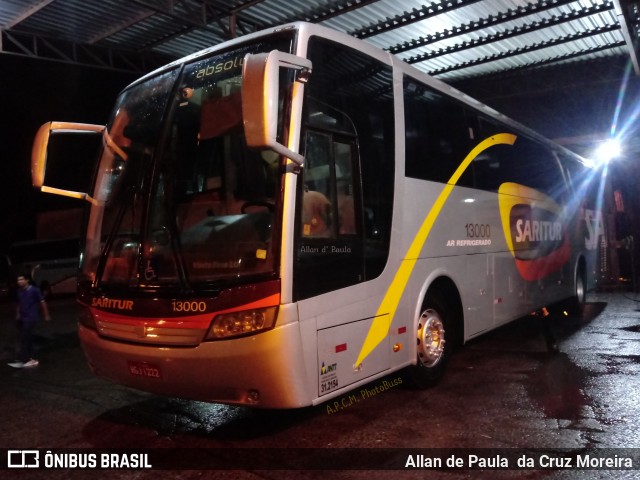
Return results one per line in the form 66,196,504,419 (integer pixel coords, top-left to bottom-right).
32,121,105,204
242,51,312,170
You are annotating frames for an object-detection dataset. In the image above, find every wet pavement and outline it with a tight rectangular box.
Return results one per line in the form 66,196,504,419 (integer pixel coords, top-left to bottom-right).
1,292,640,479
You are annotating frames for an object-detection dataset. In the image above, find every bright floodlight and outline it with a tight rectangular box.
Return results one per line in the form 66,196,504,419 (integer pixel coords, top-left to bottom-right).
594,139,621,164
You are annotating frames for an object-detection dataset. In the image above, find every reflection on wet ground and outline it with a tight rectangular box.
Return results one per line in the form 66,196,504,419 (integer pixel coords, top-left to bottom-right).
82,398,321,447
527,352,589,422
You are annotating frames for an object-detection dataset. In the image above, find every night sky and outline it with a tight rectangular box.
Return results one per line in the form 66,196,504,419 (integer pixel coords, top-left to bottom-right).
0,54,136,254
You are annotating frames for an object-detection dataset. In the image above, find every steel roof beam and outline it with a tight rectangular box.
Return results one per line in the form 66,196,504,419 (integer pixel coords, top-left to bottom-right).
264,0,381,28
0,29,171,73
350,0,483,39
406,2,615,63
87,10,157,44
612,0,640,74
131,0,207,27
274,0,381,23
129,0,235,36
1,0,55,29
129,0,265,43
203,1,266,39
426,24,621,75
205,0,267,17
391,0,599,54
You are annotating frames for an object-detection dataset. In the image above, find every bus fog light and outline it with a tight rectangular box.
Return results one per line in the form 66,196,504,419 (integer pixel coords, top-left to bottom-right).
206,307,278,340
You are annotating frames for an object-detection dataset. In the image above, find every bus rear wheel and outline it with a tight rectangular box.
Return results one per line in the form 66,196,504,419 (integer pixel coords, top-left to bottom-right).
408,294,453,388
567,264,587,316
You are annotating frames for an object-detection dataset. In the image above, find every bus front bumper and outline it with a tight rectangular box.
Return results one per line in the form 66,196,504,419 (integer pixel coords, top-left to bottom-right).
78,321,312,408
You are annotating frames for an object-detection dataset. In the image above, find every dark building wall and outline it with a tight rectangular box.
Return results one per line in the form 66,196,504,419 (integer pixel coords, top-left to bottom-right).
0,55,136,252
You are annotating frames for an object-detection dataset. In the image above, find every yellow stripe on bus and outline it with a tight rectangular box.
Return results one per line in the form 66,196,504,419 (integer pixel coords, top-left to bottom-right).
354,133,517,368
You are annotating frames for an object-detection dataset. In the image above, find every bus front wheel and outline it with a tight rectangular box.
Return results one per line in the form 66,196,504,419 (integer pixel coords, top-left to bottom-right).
408,293,453,388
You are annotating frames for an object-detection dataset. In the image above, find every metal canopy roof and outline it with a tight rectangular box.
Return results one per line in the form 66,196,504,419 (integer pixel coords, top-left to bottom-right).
1,0,638,80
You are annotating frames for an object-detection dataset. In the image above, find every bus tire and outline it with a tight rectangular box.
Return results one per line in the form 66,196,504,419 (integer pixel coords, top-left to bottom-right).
567,263,587,316
407,292,454,389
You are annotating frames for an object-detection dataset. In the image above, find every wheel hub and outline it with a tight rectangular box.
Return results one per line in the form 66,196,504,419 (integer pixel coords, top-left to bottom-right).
417,308,446,368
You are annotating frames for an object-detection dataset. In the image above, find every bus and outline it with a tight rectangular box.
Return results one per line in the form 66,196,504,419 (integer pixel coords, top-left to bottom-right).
31,22,603,408
7,238,80,298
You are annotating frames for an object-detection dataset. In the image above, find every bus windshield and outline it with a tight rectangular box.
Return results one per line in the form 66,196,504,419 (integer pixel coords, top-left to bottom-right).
81,34,294,292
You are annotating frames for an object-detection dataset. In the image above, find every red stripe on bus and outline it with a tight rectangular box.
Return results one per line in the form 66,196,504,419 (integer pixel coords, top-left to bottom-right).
91,292,281,330
514,239,570,281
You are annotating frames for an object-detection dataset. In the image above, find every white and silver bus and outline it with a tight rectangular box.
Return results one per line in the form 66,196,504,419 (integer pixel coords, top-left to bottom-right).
31,22,602,408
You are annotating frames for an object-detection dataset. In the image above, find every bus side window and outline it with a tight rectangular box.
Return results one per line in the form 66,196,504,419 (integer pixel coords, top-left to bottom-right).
300,133,358,239
476,116,567,201
403,78,474,187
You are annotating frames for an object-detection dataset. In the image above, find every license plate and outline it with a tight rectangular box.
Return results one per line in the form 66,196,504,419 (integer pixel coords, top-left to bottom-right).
128,361,162,379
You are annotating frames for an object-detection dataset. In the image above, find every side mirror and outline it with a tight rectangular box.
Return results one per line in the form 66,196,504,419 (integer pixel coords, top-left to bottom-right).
242,50,312,168
32,121,105,203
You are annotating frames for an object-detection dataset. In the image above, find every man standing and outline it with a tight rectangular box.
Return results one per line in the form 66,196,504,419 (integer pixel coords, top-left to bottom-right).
8,275,51,368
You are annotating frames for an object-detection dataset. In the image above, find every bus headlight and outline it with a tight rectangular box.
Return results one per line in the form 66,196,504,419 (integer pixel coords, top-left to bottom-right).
205,307,278,340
